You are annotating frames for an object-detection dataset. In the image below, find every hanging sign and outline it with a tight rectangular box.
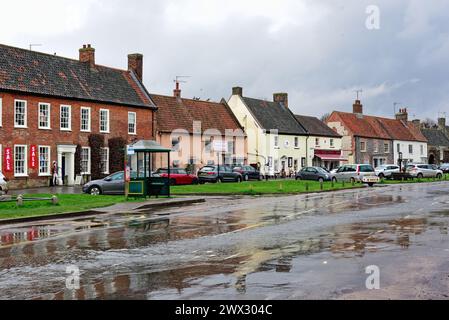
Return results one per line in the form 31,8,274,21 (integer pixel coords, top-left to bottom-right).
30,145,38,169
4,148,12,172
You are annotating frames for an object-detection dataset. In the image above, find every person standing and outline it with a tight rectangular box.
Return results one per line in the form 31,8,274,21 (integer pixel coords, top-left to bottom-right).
51,161,58,186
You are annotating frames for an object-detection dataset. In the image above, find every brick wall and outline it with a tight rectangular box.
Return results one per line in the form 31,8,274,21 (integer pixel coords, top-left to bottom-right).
0,92,154,189
354,137,394,165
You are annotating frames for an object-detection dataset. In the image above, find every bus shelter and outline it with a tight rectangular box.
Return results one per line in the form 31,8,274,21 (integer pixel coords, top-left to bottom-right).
126,140,172,198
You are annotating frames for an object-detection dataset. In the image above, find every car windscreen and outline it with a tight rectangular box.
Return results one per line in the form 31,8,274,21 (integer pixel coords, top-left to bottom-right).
359,165,374,172
316,168,328,174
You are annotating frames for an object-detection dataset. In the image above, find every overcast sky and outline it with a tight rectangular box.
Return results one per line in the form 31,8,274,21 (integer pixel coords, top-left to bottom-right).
1,0,448,120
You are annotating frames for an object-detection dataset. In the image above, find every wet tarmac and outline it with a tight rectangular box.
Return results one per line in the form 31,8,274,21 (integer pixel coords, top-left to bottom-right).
1,182,449,299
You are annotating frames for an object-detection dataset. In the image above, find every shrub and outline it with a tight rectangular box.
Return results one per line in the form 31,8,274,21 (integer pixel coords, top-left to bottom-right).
88,134,105,180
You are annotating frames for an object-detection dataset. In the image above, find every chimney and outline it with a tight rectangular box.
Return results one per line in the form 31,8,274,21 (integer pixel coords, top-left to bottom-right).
412,119,421,129
173,80,181,98
128,53,143,82
438,117,446,130
232,87,243,96
273,93,288,108
353,100,363,114
395,108,408,122
79,44,95,68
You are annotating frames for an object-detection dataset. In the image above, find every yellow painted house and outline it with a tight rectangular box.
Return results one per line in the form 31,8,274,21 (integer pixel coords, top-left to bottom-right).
227,87,309,177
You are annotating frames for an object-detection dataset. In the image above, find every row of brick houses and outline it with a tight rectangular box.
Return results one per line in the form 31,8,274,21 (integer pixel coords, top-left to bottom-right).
1,42,447,189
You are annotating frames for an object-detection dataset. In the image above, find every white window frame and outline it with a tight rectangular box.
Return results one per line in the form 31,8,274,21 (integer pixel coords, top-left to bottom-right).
99,109,110,133
384,142,389,153
100,147,109,174
315,138,320,147
60,105,72,131
38,146,51,176
14,100,27,128
294,137,299,148
420,145,424,156
38,103,51,130
409,144,413,154
14,145,28,177
128,112,137,135
360,141,366,152
80,107,91,132
330,138,334,148
274,136,279,148
80,147,91,175
0,98,2,127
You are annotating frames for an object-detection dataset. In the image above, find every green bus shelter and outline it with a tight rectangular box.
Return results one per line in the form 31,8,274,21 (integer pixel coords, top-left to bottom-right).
127,140,172,198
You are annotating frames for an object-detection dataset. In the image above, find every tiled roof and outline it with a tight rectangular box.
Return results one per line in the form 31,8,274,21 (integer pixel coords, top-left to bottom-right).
0,44,155,108
242,97,307,135
328,111,427,142
421,128,449,147
151,94,243,134
294,115,341,137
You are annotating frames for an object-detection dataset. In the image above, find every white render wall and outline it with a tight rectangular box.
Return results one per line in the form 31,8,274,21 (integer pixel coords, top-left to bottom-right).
393,140,428,164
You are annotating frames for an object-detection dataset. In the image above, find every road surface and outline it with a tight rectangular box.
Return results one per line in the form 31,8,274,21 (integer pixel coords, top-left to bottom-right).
1,182,449,300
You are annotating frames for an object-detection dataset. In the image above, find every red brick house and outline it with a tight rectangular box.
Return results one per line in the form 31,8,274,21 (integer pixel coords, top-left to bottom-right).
151,83,247,171
0,44,156,189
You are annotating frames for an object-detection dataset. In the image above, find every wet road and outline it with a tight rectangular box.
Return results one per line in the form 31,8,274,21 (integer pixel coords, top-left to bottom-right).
1,182,449,300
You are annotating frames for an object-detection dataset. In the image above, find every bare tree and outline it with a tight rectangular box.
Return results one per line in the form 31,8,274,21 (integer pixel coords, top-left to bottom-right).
320,113,331,123
422,118,437,129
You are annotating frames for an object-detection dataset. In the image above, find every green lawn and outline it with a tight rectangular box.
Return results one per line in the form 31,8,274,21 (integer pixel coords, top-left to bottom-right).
379,173,449,185
0,194,132,220
171,179,362,195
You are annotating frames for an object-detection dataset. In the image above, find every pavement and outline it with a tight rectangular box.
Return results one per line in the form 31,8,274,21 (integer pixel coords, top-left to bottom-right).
9,186,83,195
1,182,449,299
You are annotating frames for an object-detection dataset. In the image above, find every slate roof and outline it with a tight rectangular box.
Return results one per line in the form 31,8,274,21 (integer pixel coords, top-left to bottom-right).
242,97,307,135
0,43,155,108
421,128,449,147
328,111,427,142
294,115,341,137
151,94,243,134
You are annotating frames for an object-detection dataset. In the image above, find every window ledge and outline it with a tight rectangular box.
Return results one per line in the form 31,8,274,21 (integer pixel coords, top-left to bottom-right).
39,127,52,130
14,126,28,129
38,174,52,177
80,130,91,133
60,129,72,132
14,175,29,178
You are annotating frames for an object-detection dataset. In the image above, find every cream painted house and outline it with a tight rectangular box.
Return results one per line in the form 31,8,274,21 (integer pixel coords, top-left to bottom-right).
227,87,308,177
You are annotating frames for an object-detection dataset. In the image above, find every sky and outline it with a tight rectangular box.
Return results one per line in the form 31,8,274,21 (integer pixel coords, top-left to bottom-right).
1,0,448,120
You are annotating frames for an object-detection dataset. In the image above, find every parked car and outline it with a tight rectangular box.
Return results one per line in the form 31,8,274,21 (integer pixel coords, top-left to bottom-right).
197,165,243,183
439,163,449,173
406,164,443,179
331,164,379,186
233,165,261,181
375,164,400,179
83,171,126,195
153,168,198,185
0,171,8,195
295,166,332,183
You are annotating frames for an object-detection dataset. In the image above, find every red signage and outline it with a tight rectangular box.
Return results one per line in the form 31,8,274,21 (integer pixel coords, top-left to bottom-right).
30,145,37,169
4,147,12,172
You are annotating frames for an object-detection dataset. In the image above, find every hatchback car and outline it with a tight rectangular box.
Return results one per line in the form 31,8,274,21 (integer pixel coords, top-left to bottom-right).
83,171,126,195
233,165,261,181
331,164,379,186
375,164,400,179
406,164,443,179
153,168,198,185
296,166,331,183
0,171,8,195
198,165,243,183
439,163,449,173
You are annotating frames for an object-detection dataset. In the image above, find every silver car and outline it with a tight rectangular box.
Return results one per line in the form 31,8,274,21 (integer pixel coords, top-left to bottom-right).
82,171,126,195
375,164,400,179
0,171,8,195
406,164,443,179
331,164,379,186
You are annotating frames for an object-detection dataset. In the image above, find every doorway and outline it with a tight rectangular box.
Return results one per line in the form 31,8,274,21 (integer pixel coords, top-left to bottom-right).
61,154,66,185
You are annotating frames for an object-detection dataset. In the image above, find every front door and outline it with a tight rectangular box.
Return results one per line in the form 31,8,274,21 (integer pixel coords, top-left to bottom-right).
61,154,66,185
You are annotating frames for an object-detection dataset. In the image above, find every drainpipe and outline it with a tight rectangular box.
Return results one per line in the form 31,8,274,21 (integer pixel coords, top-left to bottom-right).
305,136,309,168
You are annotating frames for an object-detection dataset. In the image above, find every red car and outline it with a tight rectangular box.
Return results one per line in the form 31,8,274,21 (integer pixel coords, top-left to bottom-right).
154,168,199,185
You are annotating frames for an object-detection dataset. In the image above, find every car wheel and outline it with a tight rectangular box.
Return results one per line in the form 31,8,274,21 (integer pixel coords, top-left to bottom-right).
192,178,199,185
318,177,324,183
332,177,337,183
89,186,102,196
199,181,205,185
417,173,424,179
368,183,374,187
244,174,249,181
236,176,242,183
437,173,442,179
350,177,356,184
296,176,301,181
378,173,384,180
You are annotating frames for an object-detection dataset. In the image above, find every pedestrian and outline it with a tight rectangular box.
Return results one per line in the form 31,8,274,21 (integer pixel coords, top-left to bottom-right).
51,161,58,186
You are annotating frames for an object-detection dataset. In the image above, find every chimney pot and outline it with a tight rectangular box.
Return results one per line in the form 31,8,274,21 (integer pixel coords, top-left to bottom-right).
173,81,181,98
128,53,143,82
273,92,288,108
438,117,446,130
395,107,409,122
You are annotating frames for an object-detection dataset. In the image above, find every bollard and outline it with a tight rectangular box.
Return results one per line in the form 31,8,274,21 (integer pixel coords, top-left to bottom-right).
351,179,355,186
331,180,334,188
342,180,345,187
279,183,283,191
16,195,23,207
305,183,309,192
320,181,324,191
52,195,59,205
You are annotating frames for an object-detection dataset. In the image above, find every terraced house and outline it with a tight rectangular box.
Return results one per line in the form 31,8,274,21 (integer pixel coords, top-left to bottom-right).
0,44,156,189
327,100,427,167
227,87,309,177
